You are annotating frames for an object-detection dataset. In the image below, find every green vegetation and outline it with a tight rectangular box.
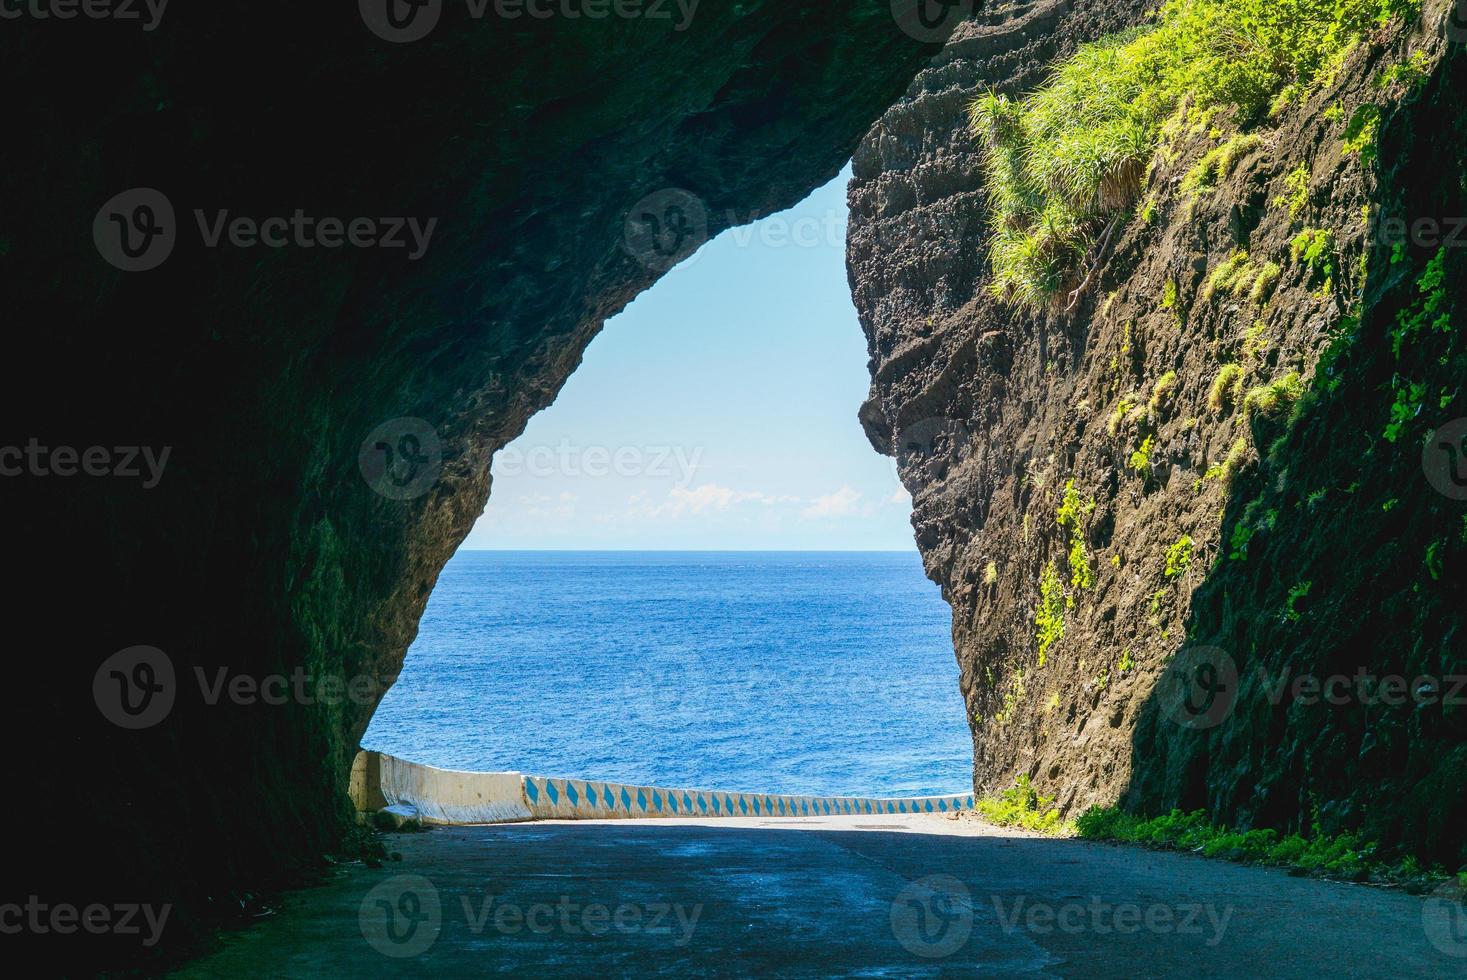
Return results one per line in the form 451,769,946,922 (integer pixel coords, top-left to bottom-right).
1229,520,1256,561
1243,372,1304,419
1055,478,1095,532
1202,436,1253,489
1228,500,1279,562
1425,540,1443,580
1290,228,1337,290
1389,248,1450,357
1207,363,1244,414
1036,561,1066,665
1181,133,1264,196
1109,395,1138,436
1376,50,1431,93
1149,371,1179,414
1129,434,1156,473
1057,479,1098,594
976,776,1073,834
1249,261,1283,303
984,561,999,585
1342,103,1382,161
1285,579,1313,621
1384,381,1426,443
1164,535,1195,578
1241,319,1271,361
1276,163,1311,217
1383,250,1452,442
1069,539,1096,592
1202,251,1281,305
1203,251,1248,302
1075,806,1452,886
970,0,1420,309
992,670,1027,726
1218,437,1251,484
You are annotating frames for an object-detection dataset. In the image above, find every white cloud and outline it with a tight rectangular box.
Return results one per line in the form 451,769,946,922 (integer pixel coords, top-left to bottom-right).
801,486,862,519
629,484,798,519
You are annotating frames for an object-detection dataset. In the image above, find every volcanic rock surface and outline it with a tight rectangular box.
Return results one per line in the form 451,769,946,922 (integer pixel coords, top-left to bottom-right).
850,0,1467,865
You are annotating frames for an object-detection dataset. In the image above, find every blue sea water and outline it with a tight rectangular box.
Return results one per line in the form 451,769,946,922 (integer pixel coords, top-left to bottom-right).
363,551,972,797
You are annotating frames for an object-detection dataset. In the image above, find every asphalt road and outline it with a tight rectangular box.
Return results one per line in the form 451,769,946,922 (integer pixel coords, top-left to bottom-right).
176,814,1465,977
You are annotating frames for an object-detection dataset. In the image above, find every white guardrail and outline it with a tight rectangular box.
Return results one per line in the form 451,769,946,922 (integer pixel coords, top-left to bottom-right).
351,751,975,826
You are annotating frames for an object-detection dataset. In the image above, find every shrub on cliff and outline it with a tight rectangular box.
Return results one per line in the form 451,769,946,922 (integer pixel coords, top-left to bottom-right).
970,0,1421,310
976,776,1071,834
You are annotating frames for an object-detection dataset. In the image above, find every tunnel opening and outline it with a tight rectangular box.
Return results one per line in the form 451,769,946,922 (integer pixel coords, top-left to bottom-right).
360,168,973,801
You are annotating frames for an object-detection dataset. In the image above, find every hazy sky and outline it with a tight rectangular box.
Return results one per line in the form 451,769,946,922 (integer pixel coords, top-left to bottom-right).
460,165,916,551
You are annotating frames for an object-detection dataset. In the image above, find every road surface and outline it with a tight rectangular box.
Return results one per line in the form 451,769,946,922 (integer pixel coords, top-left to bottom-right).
176,813,1464,977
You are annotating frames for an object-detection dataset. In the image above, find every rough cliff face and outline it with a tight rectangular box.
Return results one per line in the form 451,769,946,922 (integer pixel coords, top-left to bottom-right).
852,0,1467,865
4,3,961,966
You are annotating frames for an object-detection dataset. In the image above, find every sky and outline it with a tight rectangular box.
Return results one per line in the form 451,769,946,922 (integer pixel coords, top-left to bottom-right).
460,165,917,551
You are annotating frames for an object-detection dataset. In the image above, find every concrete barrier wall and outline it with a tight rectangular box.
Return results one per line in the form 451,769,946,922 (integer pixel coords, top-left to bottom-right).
364,753,533,824
521,773,974,821
353,751,974,826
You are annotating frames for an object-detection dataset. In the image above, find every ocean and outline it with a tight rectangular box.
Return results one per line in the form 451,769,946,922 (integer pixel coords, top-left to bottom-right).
362,551,972,798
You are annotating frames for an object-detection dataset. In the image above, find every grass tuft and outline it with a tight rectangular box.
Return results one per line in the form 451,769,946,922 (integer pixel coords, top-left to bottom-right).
1243,372,1305,419
970,0,1421,310
976,776,1073,835
1076,806,1455,886
1208,363,1245,414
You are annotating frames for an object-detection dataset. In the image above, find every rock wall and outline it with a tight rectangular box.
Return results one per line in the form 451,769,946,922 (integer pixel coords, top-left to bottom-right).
851,0,1467,866
850,3,1467,862
3,3,962,968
